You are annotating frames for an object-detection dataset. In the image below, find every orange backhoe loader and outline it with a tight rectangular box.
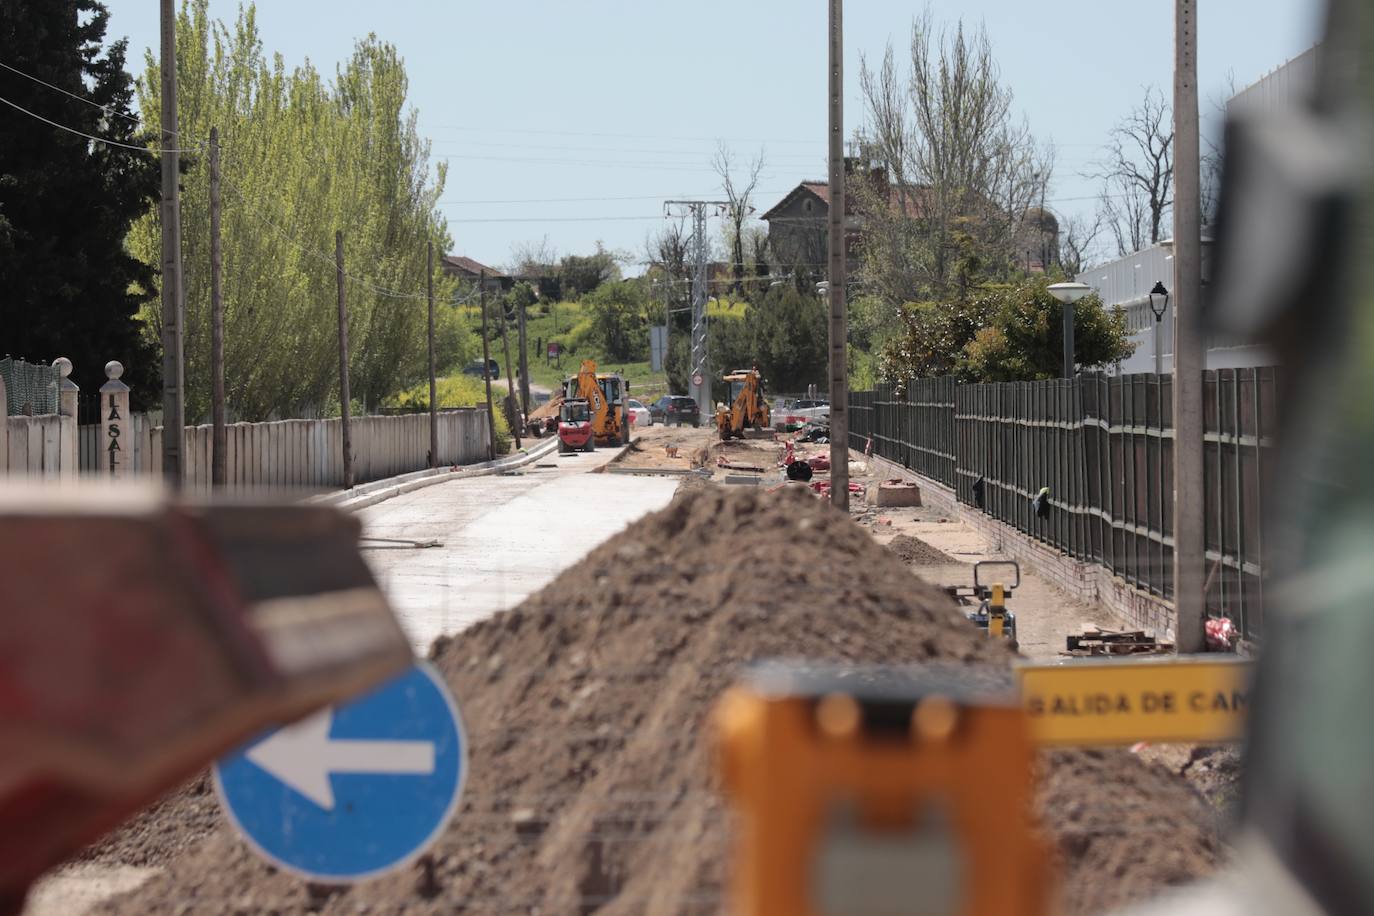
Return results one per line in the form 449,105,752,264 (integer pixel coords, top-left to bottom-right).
563,359,630,447
716,368,771,440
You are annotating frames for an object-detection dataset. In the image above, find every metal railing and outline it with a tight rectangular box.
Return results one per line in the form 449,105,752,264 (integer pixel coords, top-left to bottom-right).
850,368,1276,639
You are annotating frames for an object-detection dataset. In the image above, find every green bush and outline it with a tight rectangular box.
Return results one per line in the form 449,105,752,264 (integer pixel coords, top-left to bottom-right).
388,375,512,453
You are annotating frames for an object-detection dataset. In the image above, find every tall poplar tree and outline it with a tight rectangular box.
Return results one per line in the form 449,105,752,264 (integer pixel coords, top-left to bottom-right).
129,1,464,421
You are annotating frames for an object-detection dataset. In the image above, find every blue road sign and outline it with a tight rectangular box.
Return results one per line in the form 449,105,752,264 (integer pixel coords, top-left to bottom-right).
214,662,466,882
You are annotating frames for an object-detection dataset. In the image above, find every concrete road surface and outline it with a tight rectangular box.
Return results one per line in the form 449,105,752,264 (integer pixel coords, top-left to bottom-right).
358,442,679,652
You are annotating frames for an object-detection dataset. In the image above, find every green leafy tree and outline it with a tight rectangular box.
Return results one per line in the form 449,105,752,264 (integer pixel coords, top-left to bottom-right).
963,278,1134,380
559,243,621,299
434,305,476,375
748,284,826,393
128,1,454,420
664,313,756,399
0,0,161,402
877,294,997,382
583,279,647,361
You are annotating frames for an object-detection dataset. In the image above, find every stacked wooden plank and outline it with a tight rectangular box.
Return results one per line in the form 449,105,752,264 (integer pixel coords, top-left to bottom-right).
1064,626,1174,656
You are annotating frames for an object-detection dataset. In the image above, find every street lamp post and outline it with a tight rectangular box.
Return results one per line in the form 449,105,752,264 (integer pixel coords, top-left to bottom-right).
1047,282,1092,379
1149,281,1171,375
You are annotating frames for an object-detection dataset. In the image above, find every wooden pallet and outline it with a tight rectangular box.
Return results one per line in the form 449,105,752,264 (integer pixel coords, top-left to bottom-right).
1063,627,1173,656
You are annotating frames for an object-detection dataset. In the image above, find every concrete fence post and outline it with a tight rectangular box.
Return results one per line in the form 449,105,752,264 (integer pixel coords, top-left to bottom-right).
100,361,132,479
53,357,79,477
53,357,79,420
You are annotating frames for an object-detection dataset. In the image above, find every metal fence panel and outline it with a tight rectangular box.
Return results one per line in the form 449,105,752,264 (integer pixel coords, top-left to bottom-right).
852,368,1273,640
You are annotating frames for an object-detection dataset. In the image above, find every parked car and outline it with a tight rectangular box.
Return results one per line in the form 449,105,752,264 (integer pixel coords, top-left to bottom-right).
650,395,701,427
625,398,652,428
462,358,500,379
775,398,830,431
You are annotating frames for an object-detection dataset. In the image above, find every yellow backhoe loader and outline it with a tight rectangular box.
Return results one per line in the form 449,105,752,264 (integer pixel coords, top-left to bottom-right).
716,368,771,440
563,359,630,447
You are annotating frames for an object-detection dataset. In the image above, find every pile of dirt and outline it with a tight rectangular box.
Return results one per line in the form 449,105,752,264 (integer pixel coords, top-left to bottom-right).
77,774,220,868
98,486,1226,915
1039,749,1229,915
886,533,958,566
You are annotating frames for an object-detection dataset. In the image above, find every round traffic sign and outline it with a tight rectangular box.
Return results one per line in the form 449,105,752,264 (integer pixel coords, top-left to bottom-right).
214,663,466,882
692,372,704,387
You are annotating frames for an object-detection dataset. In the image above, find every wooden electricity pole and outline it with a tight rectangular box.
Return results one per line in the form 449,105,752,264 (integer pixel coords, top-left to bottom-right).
480,272,497,460
427,241,438,469
517,298,531,422
336,231,354,489
827,0,850,510
1172,0,1206,653
500,297,522,451
209,126,226,487
159,0,185,485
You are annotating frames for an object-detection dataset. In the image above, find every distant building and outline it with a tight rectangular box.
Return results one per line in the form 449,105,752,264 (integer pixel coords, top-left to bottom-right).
1077,240,1278,374
759,158,932,280
761,159,1060,282
440,255,512,293
1017,207,1060,275
759,179,855,278
1227,45,1318,116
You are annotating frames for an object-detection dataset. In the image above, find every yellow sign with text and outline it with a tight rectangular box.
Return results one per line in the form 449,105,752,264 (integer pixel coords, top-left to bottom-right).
1016,656,1255,746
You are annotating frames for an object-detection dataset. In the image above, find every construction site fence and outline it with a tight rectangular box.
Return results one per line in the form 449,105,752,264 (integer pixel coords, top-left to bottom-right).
76,408,491,491
849,369,1277,640
0,358,61,416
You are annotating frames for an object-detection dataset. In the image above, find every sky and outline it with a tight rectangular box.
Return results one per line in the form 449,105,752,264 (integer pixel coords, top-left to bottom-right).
98,0,1322,272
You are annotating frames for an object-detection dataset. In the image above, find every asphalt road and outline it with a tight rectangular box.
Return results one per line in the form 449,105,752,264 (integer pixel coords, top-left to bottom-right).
357,440,680,652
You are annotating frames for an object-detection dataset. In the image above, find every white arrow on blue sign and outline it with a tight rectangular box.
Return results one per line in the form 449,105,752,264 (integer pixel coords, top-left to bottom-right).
214,662,466,882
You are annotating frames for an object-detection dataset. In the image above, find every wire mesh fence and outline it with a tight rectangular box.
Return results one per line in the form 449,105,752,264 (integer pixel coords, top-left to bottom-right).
0,357,60,416
850,369,1276,640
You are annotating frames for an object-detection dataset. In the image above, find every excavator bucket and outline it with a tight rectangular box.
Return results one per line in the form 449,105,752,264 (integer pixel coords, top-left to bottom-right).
0,483,412,911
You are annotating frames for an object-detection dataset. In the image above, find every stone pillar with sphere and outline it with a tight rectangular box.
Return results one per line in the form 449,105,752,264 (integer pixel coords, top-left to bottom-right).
99,361,131,479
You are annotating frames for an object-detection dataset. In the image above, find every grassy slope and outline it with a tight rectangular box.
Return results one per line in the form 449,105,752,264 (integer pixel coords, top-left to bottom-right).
458,299,677,405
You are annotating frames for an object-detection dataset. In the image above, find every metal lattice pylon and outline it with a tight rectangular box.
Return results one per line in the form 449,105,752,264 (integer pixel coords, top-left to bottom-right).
665,199,728,420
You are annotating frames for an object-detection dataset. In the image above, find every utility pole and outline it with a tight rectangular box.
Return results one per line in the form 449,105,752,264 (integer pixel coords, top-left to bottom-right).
479,273,497,460
665,199,728,420
427,241,438,469
1062,299,1076,379
500,296,522,451
159,0,184,486
662,278,671,378
336,231,353,489
826,0,850,510
1172,0,1206,654
517,297,531,422
209,126,225,488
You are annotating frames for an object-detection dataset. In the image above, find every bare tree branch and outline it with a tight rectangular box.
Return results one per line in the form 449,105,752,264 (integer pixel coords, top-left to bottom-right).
1091,86,1174,256
714,144,765,294
856,7,1052,300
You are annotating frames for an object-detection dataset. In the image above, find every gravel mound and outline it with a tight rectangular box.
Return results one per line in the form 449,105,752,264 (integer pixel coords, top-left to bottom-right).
886,533,958,566
95,486,1225,915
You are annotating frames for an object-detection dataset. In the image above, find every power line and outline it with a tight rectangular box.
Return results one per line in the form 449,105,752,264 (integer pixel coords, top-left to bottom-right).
0,58,147,125
0,58,437,301
450,215,682,224
0,92,199,153
438,153,782,174
433,138,823,161
438,189,793,206
429,124,825,145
